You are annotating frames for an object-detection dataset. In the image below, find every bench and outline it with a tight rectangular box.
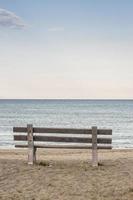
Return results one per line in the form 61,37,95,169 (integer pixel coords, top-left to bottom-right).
13,124,112,167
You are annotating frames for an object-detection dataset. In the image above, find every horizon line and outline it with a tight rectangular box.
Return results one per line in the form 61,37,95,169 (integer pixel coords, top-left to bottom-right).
0,98,133,101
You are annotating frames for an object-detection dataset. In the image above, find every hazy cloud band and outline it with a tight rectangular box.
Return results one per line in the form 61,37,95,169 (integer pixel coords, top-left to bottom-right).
0,8,26,29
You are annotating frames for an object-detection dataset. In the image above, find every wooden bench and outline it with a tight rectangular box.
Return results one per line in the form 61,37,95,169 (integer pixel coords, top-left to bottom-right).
13,124,112,167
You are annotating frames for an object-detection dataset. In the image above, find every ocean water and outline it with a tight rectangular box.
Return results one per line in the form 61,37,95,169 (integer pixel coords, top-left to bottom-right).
0,99,133,149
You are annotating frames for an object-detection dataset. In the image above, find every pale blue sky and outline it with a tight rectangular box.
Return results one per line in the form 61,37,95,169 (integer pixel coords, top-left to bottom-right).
0,0,133,98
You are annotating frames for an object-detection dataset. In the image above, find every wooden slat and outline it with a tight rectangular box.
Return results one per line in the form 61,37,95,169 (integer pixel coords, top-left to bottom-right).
33,128,92,134
13,127,112,135
98,129,112,135
15,144,112,149
13,127,27,133
14,135,112,144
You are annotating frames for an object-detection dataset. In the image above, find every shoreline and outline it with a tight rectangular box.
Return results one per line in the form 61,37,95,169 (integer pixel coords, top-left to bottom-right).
1,148,133,161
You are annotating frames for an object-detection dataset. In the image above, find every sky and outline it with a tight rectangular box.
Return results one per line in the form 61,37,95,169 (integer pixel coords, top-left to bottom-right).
0,0,133,99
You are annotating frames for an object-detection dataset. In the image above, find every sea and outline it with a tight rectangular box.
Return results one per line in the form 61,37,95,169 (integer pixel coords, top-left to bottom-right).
0,99,133,149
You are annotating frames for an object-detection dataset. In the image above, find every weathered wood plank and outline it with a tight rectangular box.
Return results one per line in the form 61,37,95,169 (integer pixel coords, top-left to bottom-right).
98,129,112,135
92,126,98,167
13,127,112,135
13,127,27,132
14,135,112,144
33,128,92,134
27,124,34,165
13,127,92,134
15,144,112,149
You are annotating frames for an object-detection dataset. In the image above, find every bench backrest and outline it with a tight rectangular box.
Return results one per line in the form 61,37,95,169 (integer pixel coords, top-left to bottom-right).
13,125,112,149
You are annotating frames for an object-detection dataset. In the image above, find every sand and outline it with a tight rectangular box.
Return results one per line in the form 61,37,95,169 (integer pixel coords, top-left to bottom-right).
0,149,133,200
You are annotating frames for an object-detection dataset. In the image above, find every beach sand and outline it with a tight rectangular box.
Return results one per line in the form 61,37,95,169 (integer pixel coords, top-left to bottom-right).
0,149,133,200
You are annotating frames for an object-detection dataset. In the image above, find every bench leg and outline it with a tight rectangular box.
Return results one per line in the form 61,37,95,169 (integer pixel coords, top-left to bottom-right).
33,147,37,163
92,149,98,167
27,124,34,165
28,147,34,165
28,147,36,165
92,126,98,167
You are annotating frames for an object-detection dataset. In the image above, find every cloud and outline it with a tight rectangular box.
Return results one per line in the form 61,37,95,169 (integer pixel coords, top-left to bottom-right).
0,8,26,29
48,27,64,32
